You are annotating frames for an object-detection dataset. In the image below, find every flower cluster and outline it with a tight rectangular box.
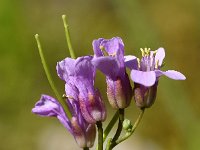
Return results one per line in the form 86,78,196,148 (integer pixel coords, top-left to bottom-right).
32,37,186,149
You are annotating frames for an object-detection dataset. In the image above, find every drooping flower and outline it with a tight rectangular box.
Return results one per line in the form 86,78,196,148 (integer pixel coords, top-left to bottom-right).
57,56,106,124
125,48,186,108
32,94,96,148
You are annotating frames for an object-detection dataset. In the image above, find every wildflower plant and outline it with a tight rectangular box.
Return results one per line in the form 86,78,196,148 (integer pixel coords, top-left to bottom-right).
32,15,186,150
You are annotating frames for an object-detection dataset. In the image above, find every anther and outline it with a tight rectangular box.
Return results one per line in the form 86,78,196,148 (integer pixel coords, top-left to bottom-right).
140,48,145,57
99,45,104,50
62,94,74,100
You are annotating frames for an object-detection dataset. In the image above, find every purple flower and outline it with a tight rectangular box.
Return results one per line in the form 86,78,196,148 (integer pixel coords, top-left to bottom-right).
125,48,186,108
92,37,132,109
57,56,106,124
32,95,96,148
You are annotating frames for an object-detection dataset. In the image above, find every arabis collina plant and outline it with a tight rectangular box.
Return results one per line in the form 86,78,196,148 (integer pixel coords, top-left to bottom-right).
32,15,186,150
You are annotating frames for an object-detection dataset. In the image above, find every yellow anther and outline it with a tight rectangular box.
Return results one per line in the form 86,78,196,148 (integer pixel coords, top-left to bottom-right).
137,58,141,68
140,48,145,57
140,48,151,56
100,45,110,56
99,45,104,50
62,94,74,100
144,48,150,55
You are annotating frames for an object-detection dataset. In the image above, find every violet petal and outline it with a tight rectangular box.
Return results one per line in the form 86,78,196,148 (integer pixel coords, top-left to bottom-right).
92,56,120,79
156,70,186,80
131,70,156,87
155,47,165,66
124,55,138,70
56,58,76,81
32,95,72,133
92,38,104,57
101,37,124,55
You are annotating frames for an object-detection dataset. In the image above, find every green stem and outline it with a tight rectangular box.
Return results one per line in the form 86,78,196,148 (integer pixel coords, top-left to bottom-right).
105,138,112,150
103,110,119,142
96,121,103,150
109,109,124,149
62,15,76,59
83,147,89,150
112,109,124,142
35,34,72,118
115,108,145,147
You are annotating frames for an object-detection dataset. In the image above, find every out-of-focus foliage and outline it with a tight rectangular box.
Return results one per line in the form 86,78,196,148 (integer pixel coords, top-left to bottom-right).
0,0,199,150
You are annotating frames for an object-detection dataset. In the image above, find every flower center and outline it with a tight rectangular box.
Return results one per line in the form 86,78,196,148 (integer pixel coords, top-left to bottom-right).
99,45,116,56
100,45,109,56
137,48,159,71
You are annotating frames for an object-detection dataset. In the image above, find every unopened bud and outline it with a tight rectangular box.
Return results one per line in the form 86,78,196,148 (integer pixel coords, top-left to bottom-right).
107,73,132,109
123,119,132,131
133,82,158,108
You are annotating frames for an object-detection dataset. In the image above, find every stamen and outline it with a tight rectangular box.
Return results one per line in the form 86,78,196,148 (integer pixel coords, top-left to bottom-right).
144,48,150,56
140,48,145,57
137,58,141,69
140,48,151,56
100,45,109,56
155,60,159,69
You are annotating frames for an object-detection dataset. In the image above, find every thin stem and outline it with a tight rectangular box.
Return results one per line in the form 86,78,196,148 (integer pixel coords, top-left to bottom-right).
96,121,103,150
112,109,124,142
83,147,89,150
115,108,145,147
35,34,72,118
109,109,124,149
62,15,76,59
105,138,112,150
103,110,119,142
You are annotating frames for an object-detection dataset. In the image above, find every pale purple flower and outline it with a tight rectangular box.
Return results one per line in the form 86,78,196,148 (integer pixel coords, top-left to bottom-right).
32,94,96,148
92,37,132,109
126,47,186,86
57,56,106,124
125,48,186,108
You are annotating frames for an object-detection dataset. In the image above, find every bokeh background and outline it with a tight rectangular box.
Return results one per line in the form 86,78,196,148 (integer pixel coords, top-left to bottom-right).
0,0,200,150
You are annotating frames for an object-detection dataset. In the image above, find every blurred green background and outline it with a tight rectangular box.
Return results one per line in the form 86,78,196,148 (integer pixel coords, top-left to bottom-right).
0,0,199,150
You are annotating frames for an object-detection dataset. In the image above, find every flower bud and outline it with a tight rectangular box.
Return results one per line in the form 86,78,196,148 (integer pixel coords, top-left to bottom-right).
79,90,106,124
133,82,158,108
71,117,96,148
123,119,132,131
107,73,132,109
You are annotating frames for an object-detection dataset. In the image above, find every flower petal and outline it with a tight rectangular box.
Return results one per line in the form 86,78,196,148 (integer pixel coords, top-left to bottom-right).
155,47,165,66
56,58,76,81
131,70,156,87
32,95,59,116
124,55,138,70
92,38,104,57
75,56,94,82
92,56,120,79
101,37,124,55
157,70,186,80
32,95,72,133
74,56,96,96
65,82,79,102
